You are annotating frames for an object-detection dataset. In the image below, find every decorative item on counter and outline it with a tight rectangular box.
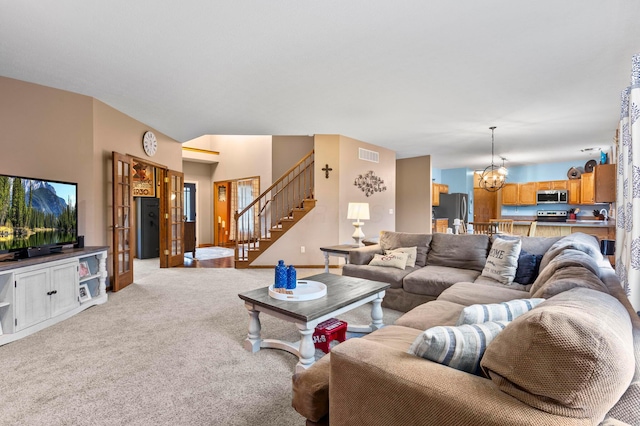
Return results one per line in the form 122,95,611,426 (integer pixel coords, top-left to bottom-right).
568,208,577,220
286,265,297,290
275,260,287,288
453,218,462,234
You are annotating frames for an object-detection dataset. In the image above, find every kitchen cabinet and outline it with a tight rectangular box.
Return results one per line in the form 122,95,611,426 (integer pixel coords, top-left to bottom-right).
568,179,581,204
501,184,518,205
432,218,448,233
431,183,449,206
594,164,616,203
537,180,568,190
501,182,536,206
580,164,616,205
580,172,595,205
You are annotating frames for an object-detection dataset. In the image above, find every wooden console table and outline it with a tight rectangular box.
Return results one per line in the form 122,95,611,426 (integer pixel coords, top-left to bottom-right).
319,244,360,273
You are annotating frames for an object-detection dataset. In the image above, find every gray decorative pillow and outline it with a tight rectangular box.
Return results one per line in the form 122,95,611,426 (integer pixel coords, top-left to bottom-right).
368,252,409,269
408,321,509,375
385,247,418,268
456,298,545,325
481,238,522,285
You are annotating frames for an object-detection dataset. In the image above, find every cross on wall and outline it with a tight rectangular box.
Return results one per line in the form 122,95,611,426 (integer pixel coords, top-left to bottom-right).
322,164,333,179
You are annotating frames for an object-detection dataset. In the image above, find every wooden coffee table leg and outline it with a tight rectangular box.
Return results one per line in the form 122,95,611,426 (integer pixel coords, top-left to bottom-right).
244,307,262,353
295,325,316,373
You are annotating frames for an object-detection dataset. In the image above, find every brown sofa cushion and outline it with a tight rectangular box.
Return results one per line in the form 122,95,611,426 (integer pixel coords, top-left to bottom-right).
342,264,417,289
492,234,562,256
395,300,466,330
402,265,481,297
427,233,490,272
379,231,431,267
481,288,635,422
292,325,421,422
438,282,530,306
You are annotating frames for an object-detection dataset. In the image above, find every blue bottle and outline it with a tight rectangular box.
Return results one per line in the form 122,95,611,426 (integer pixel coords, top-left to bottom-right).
286,265,297,290
274,260,287,288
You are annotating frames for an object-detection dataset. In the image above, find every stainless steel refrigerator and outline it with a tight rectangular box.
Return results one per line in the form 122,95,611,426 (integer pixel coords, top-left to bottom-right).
433,193,469,229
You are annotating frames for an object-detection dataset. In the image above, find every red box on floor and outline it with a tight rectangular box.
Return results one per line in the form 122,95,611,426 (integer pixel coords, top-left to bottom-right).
313,318,347,353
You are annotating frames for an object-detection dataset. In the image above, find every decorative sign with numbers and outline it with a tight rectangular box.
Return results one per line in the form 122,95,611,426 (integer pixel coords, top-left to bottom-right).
132,161,155,197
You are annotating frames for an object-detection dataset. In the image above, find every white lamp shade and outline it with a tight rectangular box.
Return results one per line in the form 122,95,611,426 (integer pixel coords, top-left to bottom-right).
347,203,370,221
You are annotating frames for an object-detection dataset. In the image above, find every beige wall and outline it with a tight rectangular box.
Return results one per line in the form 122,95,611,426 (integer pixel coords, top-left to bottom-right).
183,135,273,247
271,135,314,180
92,99,182,248
0,77,95,238
253,134,396,267
338,135,396,244
0,77,183,253
396,155,432,233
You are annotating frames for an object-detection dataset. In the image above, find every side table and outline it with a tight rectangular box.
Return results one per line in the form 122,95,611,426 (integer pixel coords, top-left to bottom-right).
319,244,360,273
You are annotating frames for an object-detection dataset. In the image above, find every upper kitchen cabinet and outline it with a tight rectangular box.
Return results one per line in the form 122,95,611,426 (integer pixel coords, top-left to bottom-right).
580,164,616,204
431,183,449,206
501,182,537,206
568,179,581,204
537,180,568,190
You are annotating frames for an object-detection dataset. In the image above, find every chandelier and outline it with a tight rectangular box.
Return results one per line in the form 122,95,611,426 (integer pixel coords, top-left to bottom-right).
479,126,508,192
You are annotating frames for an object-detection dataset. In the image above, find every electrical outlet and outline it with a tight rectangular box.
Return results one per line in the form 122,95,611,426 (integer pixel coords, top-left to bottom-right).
389,208,394,214
300,246,305,253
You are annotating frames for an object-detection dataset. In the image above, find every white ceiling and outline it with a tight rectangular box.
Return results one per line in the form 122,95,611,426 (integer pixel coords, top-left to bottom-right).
1,1,639,170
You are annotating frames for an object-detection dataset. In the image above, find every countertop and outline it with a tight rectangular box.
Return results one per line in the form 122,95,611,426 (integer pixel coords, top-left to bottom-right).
512,220,615,228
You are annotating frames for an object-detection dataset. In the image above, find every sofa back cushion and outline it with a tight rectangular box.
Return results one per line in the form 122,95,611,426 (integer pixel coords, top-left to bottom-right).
379,231,432,267
529,249,608,299
481,288,635,422
538,232,603,272
492,235,562,256
427,233,490,272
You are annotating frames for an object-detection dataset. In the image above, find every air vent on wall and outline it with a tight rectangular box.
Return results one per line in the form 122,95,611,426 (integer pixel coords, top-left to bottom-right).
359,148,379,163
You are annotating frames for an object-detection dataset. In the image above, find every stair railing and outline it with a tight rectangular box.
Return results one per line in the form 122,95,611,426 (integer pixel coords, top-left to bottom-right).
234,150,314,261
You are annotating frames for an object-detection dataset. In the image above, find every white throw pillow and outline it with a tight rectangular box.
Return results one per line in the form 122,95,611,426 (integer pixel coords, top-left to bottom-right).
480,238,522,285
368,252,409,269
456,298,545,325
385,247,418,268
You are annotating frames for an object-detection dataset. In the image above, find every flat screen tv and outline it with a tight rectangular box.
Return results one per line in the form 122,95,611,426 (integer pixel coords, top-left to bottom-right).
0,174,77,259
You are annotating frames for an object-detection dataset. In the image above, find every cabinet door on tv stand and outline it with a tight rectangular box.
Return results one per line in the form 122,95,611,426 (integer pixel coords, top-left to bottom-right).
50,262,79,317
15,269,50,332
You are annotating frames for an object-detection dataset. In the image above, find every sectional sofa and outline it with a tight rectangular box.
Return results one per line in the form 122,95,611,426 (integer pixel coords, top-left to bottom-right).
292,232,639,425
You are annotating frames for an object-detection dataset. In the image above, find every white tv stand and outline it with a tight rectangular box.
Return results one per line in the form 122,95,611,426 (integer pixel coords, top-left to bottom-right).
0,246,108,346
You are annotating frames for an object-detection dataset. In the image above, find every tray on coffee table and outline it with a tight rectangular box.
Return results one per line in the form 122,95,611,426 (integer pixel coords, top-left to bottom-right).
268,280,327,301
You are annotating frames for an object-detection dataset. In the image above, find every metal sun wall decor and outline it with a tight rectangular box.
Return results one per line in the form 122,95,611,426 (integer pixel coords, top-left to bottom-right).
354,170,387,197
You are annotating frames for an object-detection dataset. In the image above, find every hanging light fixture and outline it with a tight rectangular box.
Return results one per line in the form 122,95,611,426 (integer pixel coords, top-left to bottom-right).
480,126,507,192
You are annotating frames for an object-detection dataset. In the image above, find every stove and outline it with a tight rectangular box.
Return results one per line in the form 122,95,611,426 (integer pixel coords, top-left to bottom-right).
537,210,568,222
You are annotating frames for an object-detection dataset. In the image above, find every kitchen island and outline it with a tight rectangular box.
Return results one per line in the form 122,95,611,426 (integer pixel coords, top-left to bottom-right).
510,219,615,245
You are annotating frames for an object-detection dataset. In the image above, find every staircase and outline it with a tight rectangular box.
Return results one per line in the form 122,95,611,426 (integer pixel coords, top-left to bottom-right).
234,150,315,268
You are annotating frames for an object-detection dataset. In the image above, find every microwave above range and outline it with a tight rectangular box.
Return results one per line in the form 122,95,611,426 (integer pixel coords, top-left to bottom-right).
537,190,568,204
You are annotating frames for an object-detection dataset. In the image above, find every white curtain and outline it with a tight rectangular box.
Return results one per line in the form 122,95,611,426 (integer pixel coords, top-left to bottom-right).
616,53,640,312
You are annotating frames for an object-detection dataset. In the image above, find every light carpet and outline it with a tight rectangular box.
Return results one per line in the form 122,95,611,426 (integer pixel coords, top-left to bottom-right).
0,265,401,425
184,246,234,260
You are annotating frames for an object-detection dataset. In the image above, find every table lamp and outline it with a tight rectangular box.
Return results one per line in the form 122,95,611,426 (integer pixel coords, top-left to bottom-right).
347,202,370,246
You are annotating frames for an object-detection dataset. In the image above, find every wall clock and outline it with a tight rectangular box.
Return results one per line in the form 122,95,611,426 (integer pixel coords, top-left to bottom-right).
142,131,157,157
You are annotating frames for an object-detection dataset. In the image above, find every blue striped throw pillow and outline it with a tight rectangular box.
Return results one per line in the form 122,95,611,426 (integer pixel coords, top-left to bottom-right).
456,298,545,325
408,321,509,375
